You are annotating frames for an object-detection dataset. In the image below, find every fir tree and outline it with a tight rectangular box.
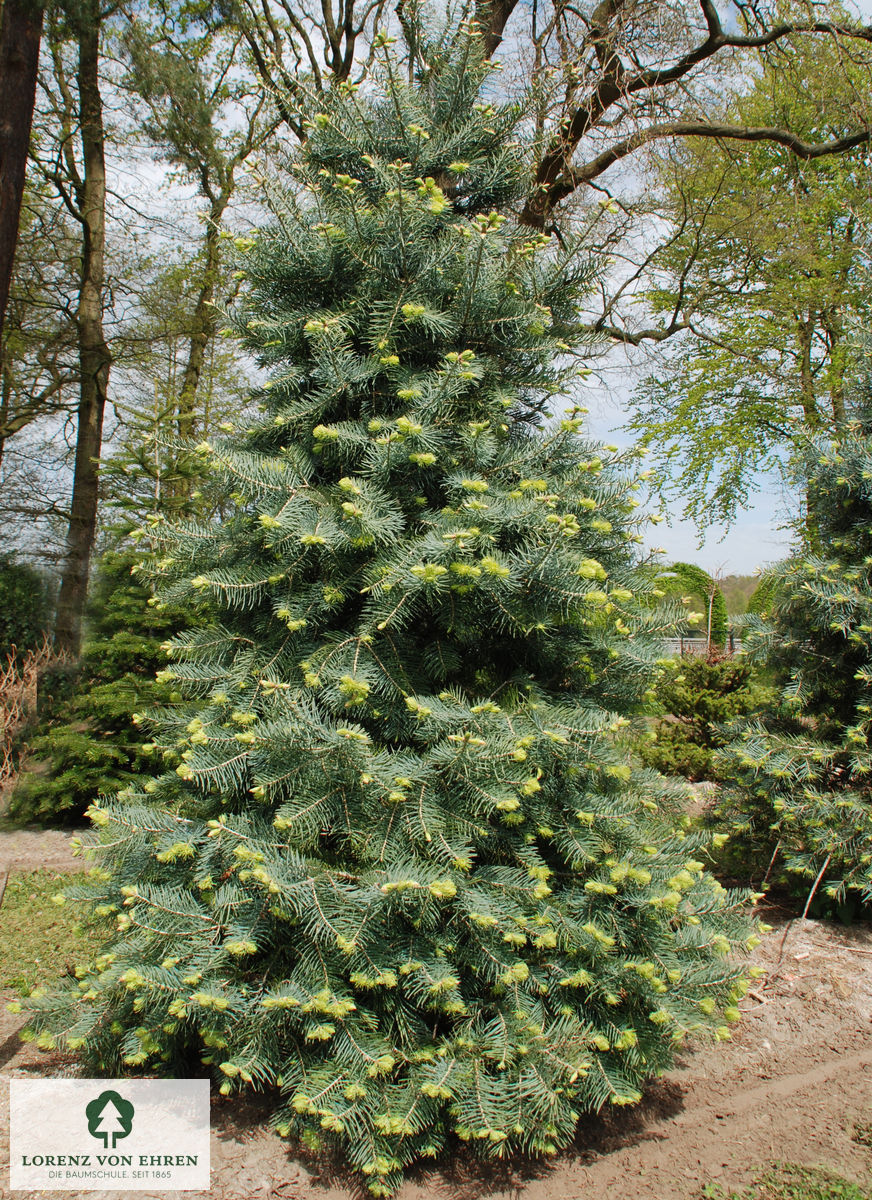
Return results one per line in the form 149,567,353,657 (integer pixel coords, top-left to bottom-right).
721,403,872,905
10,552,195,823
640,655,770,783
23,36,755,1196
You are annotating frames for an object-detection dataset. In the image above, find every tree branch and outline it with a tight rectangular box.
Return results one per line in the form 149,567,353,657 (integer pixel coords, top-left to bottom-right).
572,121,872,189
475,0,521,56
519,9,872,226
584,318,690,346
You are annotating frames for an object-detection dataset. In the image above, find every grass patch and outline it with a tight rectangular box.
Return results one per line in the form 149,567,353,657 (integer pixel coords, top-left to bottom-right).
0,870,104,994
702,1165,872,1200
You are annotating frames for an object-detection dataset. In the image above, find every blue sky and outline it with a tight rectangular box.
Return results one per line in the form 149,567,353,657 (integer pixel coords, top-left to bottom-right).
633,489,792,577
581,367,794,577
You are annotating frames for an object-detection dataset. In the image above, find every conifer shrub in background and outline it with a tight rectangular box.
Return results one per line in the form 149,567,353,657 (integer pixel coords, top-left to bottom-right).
719,406,872,904
23,38,756,1196
10,552,193,823
0,554,53,658
639,654,771,782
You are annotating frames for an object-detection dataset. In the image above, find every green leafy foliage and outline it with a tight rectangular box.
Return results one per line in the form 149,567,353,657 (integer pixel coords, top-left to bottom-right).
629,40,870,530
719,405,872,903
640,656,772,782
10,553,193,823
0,554,52,657
746,572,781,618
98,254,252,524
23,41,754,1197
659,563,729,648
719,576,760,617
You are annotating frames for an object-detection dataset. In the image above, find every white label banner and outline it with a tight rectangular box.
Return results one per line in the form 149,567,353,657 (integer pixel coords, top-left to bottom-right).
10,1078,210,1191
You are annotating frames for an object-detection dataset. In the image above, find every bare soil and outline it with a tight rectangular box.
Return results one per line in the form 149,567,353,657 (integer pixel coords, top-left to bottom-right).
0,827,86,876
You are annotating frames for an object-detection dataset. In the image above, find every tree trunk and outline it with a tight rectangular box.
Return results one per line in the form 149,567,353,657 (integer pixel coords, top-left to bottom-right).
176,205,224,439
55,6,109,656
828,326,847,428
796,313,820,429
0,0,43,343
0,0,43,348
0,361,10,468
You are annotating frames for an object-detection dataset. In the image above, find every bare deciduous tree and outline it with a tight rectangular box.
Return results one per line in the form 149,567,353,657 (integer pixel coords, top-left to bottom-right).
224,0,389,135
36,0,113,654
472,0,872,229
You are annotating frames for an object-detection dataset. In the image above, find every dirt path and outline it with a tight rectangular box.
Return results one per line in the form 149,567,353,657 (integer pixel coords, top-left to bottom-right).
1,913,870,1200
0,827,83,875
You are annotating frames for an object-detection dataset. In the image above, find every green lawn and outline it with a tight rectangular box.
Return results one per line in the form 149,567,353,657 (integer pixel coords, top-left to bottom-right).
0,870,105,994
703,1165,872,1200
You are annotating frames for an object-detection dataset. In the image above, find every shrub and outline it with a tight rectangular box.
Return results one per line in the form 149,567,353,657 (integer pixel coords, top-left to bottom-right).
0,638,59,803
10,552,192,823
745,571,780,617
0,554,52,658
659,562,729,649
640,655,773,782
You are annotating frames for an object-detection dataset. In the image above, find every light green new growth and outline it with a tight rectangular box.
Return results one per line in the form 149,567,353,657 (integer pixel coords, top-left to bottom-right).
629,38,869,530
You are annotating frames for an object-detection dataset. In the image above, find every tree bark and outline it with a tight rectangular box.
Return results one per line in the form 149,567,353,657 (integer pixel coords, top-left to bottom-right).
475,0,518,55
796,313,819,430
0,360,10,468
55,3,110,656
0,0,43,343
176,203,225,440
515,0,872,229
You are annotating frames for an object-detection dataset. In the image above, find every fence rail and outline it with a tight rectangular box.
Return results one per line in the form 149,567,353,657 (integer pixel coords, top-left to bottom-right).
663,637,744,657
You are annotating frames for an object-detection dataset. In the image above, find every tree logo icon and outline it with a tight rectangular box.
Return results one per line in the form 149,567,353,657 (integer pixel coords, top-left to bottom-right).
85,1090,135,1149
